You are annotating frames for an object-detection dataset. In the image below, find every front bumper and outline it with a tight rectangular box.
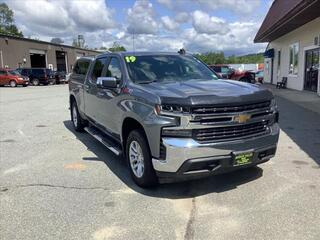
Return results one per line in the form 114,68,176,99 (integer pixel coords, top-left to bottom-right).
152,123,279,182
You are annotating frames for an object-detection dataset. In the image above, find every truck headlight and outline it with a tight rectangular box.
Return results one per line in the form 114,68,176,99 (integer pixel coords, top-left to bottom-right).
270,98,277,112
155,104,190,115
162,128,192,138
270,98,279,123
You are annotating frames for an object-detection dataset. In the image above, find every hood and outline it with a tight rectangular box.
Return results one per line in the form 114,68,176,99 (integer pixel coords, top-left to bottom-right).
139,79,273,106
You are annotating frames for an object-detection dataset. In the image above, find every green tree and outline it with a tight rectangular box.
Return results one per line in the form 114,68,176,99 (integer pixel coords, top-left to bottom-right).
108,42,126,52
194,51,264,65
51,37,64,44
0,3,23,37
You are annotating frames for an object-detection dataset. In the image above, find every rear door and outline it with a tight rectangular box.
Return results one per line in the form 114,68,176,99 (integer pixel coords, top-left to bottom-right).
70,59,91,113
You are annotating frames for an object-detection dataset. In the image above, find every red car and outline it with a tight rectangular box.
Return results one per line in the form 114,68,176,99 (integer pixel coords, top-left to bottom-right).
0,68,29,87
209,64,256,83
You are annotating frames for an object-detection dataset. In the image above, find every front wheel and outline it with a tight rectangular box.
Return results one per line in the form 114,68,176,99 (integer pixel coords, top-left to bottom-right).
71,101,85,132
126,130,158,188
32,79,39,86
9,80,17,87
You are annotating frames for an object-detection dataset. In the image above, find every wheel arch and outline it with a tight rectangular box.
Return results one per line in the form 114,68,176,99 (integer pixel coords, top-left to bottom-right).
121,117,149,154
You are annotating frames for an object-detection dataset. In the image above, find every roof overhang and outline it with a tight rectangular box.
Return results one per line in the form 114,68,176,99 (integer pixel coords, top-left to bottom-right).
254,0,320,43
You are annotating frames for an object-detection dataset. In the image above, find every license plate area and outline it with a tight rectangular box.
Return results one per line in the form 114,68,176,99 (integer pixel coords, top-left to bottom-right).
232,151,254,166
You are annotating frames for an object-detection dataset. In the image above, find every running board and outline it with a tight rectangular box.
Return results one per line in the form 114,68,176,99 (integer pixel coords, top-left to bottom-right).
84,127,122,156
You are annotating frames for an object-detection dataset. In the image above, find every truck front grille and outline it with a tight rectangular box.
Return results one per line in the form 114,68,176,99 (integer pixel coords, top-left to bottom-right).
191,101,271,115
193,121,269,143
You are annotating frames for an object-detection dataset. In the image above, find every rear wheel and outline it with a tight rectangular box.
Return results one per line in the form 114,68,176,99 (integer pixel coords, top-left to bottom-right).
32,79,39,86
9,80,17,87
126,130,158,188
71,100,85,132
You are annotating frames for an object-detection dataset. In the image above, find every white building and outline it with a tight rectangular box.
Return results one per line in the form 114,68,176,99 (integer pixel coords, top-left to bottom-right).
255,0,320,96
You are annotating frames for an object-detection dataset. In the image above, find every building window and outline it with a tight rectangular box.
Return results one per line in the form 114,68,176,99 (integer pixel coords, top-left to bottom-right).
289,42,299,75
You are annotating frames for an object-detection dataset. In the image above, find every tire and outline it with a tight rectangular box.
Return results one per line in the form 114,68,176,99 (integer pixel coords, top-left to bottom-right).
32,79,39,86
23,84,28,87
9,80,17,87
126,130,158,188
71,100,85,132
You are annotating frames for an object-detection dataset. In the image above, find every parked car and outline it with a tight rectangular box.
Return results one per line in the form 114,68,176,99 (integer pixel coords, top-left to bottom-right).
255,70,264,83
209,64,256,83
16,68,54,86
0,68,29,87
208,64,234,79
69,52,280,188
230,69,256,83
53,71,67,84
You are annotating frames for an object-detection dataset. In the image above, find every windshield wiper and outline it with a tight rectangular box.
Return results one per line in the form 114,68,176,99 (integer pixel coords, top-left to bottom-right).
137,80,157,84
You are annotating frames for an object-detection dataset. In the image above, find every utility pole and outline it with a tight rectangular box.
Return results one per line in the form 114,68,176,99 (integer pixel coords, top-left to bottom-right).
132,28,135,52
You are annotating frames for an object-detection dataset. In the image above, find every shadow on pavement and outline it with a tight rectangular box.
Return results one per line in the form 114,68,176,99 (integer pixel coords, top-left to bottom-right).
276,96,320,166
64,120,263,199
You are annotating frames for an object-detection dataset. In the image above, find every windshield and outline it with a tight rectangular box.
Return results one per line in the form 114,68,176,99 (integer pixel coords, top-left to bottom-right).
125,55,218,83
221,66,231,74
9,70,20,75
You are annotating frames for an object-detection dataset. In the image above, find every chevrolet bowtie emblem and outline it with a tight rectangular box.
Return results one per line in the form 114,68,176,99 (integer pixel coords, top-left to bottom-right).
234,114,251,123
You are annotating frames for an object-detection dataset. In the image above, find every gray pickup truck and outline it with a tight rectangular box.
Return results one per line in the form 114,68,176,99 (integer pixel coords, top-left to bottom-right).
69,52,279,187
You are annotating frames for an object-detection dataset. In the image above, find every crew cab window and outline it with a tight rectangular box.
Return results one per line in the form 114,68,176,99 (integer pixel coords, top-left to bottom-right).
21,69,30,76
73,60,90,75
212,66,221,72
106,58,122,80
0,70,6,75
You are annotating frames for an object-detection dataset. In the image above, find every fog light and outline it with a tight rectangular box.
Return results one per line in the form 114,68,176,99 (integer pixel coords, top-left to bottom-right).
162,129,192,138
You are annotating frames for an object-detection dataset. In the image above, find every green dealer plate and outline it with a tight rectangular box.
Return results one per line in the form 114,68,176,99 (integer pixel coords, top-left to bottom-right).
233,152,253,166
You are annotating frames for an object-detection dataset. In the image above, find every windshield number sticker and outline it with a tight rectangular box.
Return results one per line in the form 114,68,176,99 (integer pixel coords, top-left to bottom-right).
125,56,136,63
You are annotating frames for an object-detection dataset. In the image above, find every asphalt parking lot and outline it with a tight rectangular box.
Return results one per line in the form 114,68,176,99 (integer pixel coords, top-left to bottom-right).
1,85,320,240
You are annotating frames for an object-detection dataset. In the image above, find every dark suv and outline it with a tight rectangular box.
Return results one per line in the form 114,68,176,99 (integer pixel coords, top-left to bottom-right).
17,68,54,86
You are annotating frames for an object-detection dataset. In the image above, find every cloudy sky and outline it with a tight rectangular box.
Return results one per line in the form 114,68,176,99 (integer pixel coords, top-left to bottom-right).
7,0,273,55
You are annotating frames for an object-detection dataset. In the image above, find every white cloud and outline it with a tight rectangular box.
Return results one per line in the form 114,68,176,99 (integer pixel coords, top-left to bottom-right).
183,20,266,54
126,0,158,35
161,16,179,31
157,0,173,9
8,0,116,37
197,0,261,14
7,0,266,54
192,10,229,35
175,12,189,23
118,34,184,52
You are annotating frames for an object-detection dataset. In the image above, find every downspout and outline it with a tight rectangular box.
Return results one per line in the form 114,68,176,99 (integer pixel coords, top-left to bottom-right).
0,50,3,68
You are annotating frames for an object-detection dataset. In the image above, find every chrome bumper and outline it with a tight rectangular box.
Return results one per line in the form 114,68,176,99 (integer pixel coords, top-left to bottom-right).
152,123,279,173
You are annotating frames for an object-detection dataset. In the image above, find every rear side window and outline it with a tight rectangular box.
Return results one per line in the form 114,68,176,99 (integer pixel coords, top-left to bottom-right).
74,59,90,75
212,66,221,72
21,69,30,75
91,58,108,82
0,70,6,75
32,69,44,75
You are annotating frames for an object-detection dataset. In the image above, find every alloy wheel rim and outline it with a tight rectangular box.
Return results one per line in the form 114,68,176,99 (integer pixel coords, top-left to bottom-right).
129,140,145,178
72,105,78,127
10,81,16,87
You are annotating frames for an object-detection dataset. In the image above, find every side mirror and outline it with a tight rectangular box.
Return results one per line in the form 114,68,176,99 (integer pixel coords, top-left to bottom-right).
97,77,118,88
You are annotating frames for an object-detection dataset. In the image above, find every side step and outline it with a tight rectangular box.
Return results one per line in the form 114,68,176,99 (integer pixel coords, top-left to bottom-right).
84,126,122,156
